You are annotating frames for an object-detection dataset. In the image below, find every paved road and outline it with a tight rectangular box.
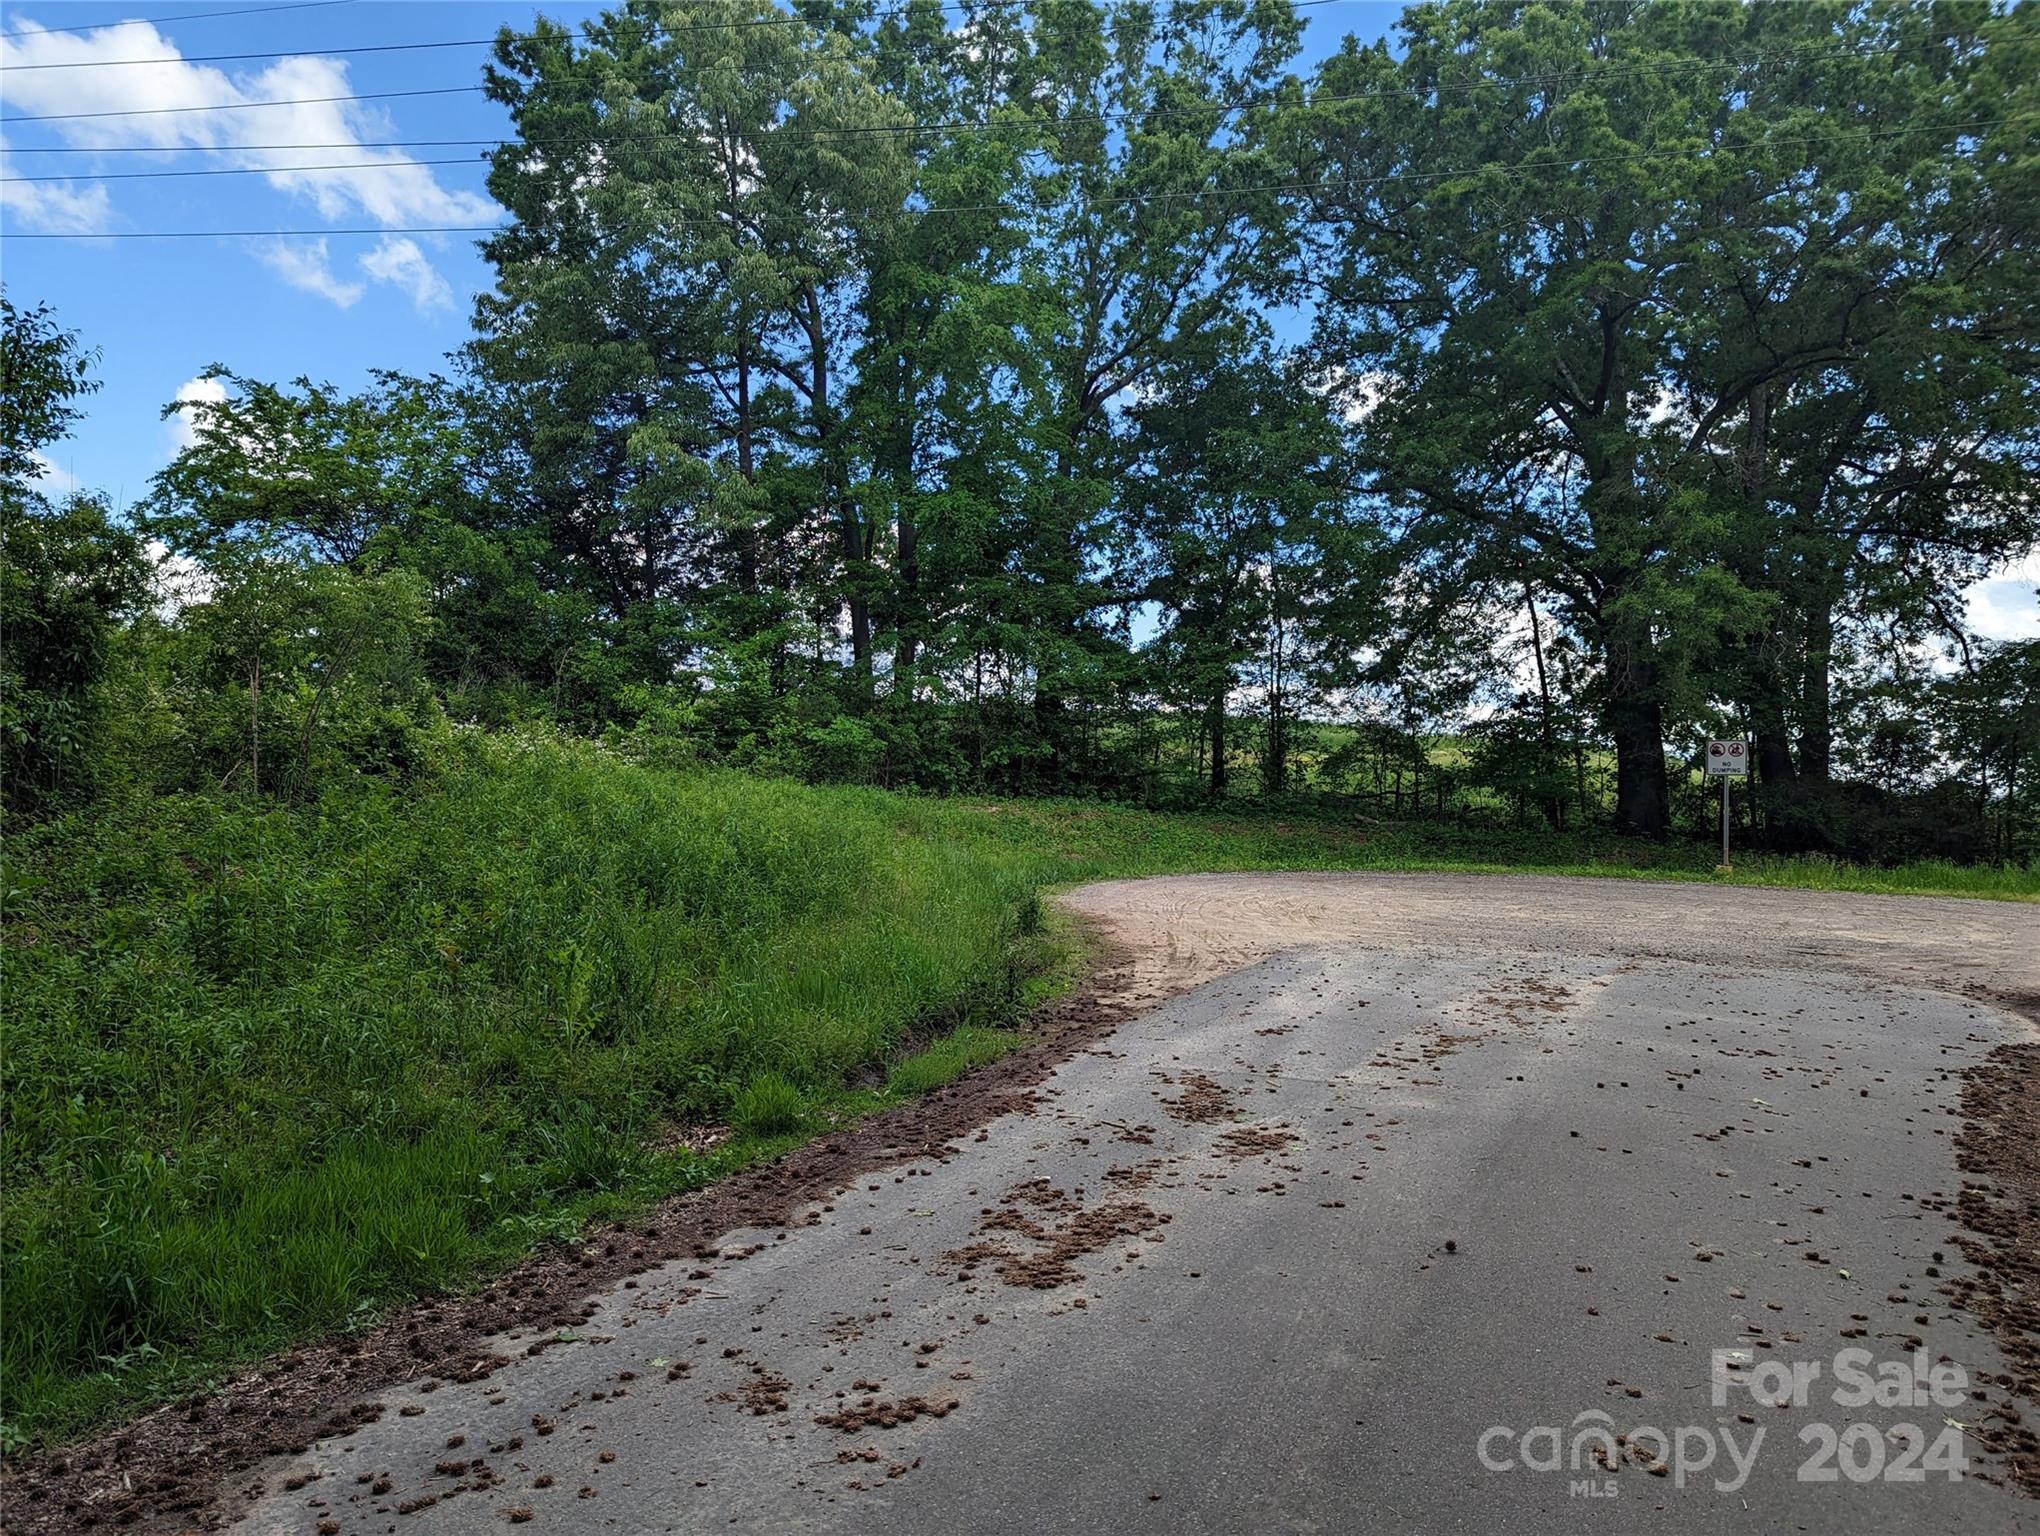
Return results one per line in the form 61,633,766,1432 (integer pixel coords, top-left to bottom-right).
235,875,2039,1535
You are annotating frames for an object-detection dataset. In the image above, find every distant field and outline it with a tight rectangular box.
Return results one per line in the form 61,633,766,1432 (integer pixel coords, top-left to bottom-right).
934,795,2040,900
4,735,2031,1448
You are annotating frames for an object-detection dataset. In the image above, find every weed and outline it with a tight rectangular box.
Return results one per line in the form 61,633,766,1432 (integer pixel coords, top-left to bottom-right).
4,733,2030,1447
729,1074,806,1137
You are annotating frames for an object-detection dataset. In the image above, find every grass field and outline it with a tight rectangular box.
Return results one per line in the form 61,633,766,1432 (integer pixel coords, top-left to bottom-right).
4,733,2032,1449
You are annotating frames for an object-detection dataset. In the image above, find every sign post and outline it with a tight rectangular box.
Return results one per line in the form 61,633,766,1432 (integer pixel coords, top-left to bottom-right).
1705,740,1749,870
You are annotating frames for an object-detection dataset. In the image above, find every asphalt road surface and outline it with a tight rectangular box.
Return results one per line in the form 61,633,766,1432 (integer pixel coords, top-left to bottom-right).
233,874,2039,1535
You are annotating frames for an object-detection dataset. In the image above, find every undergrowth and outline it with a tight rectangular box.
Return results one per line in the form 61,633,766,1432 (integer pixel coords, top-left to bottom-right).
3,733,2030,1447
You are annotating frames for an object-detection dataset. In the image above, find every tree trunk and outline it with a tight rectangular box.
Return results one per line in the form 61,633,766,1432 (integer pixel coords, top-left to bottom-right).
1262,622,1288,796
1602,615,1670,836
1408,720,1422,815
1606,686,1669,836
1581,417,1669,836
804,288,869,698
1208,688,1228,800
1754,719,1797,791
892,348,920,688
1523,583,1564,828
1797,596,1834,783
734,344,759,600
249,655,261,795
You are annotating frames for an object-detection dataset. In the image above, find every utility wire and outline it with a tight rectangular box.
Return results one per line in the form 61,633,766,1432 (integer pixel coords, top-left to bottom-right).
1,155,485,183
0,0,1341,70
0,119,2003,238
0,85,481,122
0,39,1919,141
0,0,349,44
0,0,1164,125
1,223,501,237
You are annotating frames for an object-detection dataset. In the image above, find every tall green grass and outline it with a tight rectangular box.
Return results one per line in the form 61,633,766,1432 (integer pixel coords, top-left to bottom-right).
3,739,2031,1448
916,796,2040,901
1,733,1032,1446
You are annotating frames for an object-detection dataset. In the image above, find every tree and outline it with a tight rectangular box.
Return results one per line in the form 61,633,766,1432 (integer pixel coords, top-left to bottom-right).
1,295,149,816
477,0,911,708
849,0,1038,711
1,493,149,816
1127,350,1345,799
1665,1,2040,836
141,368,577,715
1,294,97,492
146,368,475,567
158,547,436,797
1008,0,1304,783
1296,3,1730,832
1304,0,2038,837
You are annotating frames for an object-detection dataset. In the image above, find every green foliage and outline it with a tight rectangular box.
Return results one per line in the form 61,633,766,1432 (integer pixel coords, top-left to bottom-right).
123,552,442,799
2,297,151,817
63,3,2027,859
0,735,1032,1444
1,493,149,816
4,727,2031,1448
1303,0,2039,836
885,1025,1019,1099
730,1073,807,1137
1,292,99,489
143,369,476,568
6,2,2038,1470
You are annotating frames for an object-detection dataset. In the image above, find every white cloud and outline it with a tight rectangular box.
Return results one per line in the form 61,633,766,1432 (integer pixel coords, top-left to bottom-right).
27,450,81,492
255,237,364,308
0,171,114,235
359,235,452,313
1311,364,1400,426
1964,548,2040,643
0,17,496,300
147,538,212,613
168,374,230,454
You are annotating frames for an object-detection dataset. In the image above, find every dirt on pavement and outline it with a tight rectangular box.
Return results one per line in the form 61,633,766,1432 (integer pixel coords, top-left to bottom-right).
1948,1033,2040,1495
1,944,1171,1535
4,872,2036,1529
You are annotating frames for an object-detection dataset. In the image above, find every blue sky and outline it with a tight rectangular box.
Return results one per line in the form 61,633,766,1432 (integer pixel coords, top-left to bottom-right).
2,0,2032,639
0,1,1397,501
3,1,569,503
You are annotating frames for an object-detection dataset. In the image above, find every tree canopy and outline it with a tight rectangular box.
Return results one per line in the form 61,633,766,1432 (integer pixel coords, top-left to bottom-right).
8,0,2037,859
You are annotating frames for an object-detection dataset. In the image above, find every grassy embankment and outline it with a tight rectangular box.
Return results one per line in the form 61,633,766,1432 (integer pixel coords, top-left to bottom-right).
4,732,2032,1448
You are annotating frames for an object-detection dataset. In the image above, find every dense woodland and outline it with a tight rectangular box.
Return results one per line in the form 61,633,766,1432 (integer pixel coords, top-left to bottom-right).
6,0,2040,859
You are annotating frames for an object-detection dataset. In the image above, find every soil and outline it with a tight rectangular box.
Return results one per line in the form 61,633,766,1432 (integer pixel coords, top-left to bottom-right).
1157,1071,1233,1124
7,873,2038,1528
812,1396,959,1434
1213,1125,1301,1162
1945,1010,2040,1497
941,1180,1165,1291
0,937,1160,1536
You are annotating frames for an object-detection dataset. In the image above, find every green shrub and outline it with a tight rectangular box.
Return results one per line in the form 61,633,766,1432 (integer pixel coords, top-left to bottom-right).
0,732,1028,1444
5,730,2029,1449
729,1073,806,1136
886,1026,1018,1098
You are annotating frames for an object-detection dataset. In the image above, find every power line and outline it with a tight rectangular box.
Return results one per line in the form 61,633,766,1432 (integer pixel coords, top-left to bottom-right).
0,0,1099,123
1,119,2002,239
1,154,485,183
0,9,863,68
0,0,1343,71
0,0,349,44
1,223,500,238
0,39,1913,138
0,85,482,123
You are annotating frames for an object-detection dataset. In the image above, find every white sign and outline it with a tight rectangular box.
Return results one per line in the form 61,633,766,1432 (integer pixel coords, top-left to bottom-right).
1706,740,1749,777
